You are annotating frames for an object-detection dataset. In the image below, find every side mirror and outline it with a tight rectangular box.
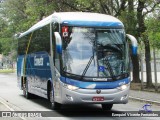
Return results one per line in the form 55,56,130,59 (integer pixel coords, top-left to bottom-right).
54,32,62,54
126,34,138,55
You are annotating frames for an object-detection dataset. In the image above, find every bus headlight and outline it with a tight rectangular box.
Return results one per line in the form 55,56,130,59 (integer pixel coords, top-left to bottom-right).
117,84,129,91
63,83,79,90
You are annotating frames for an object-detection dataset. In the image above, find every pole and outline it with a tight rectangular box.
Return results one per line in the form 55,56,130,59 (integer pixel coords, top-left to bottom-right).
140,48,144,90
153,47,158,91
111,0,113,15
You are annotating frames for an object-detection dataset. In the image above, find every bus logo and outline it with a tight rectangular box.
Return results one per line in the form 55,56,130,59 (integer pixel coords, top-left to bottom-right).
96,89,101,94
34,57,43,66
93,78,107,81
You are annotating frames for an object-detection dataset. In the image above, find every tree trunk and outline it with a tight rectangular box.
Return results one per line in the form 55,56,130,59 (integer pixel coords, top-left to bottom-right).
153,47,158,91
137,0,153,87
130,54,141,83
144,40,153,88
128,0,140,83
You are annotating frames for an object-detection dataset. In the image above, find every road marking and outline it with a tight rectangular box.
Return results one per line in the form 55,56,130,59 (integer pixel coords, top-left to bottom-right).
0,96,27,120
0,97,14,111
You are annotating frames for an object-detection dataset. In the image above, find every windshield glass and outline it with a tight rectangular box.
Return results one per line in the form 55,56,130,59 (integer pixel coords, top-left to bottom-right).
61,27,129,79
97,29,127,77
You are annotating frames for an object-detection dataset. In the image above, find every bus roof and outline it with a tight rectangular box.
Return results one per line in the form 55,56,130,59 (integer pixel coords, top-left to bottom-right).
19,12,124,38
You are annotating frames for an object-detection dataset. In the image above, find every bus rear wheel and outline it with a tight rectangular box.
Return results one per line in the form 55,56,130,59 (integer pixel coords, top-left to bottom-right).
49,88,61,110
101,104,113,111
23,79,31,99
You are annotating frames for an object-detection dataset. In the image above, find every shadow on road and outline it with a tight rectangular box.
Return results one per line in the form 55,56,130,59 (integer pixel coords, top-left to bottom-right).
19,94,122,117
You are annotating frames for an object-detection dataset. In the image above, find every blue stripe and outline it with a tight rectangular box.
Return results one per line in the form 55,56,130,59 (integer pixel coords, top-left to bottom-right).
62,21,124,27
132,46,137,55
56,45,62,54
60,77,130,89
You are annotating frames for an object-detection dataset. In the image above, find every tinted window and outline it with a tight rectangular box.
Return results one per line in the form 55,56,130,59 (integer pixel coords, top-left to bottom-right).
18,35,28,55
18,24,50,55
28,25,50,53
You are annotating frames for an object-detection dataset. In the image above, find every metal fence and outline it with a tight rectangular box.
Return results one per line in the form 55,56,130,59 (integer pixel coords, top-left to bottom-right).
131,48,160,91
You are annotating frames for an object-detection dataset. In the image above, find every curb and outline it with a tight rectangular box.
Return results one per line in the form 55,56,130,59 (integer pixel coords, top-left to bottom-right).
129,96,160,106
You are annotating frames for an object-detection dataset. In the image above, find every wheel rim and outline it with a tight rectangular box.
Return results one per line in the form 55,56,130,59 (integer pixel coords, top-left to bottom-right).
25,87,28,96
50,89,54,103
25,82,28,97
23,84,26,96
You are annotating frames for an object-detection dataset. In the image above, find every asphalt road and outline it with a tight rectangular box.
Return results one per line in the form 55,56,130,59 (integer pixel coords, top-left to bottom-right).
0,73,159,120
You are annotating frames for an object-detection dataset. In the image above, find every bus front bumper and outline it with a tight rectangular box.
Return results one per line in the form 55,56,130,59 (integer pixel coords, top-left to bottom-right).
59,82,129,104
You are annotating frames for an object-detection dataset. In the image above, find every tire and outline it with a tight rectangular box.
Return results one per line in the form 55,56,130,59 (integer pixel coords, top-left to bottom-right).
49,88,61,110
23,79,31,99
101,104,113,111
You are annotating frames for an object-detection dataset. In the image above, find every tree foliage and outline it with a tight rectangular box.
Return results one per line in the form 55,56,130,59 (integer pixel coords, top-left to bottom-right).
146,14,160,48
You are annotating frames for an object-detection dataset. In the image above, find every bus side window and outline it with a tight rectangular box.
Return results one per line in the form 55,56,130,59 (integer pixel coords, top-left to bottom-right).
28,25,50,54
53,22,59,32
18,35,30,55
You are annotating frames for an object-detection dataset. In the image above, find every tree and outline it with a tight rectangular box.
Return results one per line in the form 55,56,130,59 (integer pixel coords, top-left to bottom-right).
146,14,160,49
0,42,2,54
26,0,57,21
145,12,160,89
0,0,28,56
136,0,160,88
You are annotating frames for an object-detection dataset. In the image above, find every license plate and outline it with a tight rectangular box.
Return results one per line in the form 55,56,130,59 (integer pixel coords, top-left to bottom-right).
92,97,104,101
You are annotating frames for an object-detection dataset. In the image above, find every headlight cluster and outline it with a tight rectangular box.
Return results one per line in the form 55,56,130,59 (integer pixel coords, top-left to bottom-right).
117,84,129,91
63,83,79,90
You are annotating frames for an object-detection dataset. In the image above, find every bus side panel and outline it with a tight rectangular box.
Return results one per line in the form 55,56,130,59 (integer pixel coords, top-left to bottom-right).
26,52,52,98
25,54,35,94
17,55,24,90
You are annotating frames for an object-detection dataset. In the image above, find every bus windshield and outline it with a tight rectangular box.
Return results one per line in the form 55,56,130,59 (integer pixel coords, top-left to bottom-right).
61,27,129,80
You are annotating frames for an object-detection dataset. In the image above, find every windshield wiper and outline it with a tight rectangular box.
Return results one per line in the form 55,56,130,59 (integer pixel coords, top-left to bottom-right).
103,57,115,79
81,55,94,78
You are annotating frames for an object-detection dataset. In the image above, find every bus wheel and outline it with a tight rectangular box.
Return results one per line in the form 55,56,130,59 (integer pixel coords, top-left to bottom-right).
49,88,61,110
23,80,31,99
101,104,113,111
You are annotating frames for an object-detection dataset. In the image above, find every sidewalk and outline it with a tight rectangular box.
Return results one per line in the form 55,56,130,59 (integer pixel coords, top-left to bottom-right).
129,90,160,105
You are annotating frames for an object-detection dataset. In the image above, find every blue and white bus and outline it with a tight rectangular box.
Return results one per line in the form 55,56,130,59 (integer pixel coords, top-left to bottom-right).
17,12,137,110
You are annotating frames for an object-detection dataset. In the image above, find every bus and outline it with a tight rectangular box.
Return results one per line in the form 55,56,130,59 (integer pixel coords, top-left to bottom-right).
17,12,137,110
